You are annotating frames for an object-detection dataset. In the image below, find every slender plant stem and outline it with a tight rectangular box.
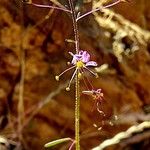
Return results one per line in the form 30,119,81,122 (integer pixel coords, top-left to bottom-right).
76,0,121,21
68,0,79,53
75,72,80,150
68,0,80,149
31,3,71,13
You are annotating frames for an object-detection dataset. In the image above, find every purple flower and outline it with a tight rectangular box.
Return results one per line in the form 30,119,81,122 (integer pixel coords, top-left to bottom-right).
55,50,98,91
69,51,97,66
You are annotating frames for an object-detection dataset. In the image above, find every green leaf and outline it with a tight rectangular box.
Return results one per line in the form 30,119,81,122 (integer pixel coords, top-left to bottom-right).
44,137,71,148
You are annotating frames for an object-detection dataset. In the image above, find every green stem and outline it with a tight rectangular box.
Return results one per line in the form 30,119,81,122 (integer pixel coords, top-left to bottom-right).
68,0,80,149
75,71,80,150
68,0,79,53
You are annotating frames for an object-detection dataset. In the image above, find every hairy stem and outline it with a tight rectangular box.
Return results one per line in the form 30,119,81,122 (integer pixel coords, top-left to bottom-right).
68,0,80,149
75,72,80,150
68,0,79,53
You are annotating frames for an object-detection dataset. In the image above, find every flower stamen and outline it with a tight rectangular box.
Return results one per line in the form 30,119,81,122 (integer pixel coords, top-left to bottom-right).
76,61,84,68
83,66,99,78
66,69,78,91
55,50,98,90
55,65,76,81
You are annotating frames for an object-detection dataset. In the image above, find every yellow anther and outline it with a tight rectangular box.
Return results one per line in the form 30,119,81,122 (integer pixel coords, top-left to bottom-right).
76,61,84,68
55,76,59,81
66,87,70,91
78,72,82,79
67,62,71,65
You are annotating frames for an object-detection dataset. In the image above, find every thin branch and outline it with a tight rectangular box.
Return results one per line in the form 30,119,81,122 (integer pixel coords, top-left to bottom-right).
121,130,150,147
31,3,71,13
31,8,54,28
68,0,80,53
22,82,68,129
76,0,122,21
23,1,71,13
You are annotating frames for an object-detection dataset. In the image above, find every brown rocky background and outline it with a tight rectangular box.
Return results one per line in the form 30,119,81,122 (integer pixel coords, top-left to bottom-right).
0,0,150,150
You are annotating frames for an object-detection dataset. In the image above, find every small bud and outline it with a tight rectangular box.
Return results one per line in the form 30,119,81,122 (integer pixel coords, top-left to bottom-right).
55,76,59,81
66,87,70,91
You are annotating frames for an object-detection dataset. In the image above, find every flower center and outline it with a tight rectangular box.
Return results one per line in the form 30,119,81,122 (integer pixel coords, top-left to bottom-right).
76,61,84,68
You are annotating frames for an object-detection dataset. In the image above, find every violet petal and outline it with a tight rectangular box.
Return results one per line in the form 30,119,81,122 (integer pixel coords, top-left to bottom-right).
69,52,80,64
85,61,97,66
82,51,90,63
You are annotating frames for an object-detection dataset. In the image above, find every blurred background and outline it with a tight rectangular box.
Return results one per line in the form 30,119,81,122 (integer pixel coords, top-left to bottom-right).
0,0,150,150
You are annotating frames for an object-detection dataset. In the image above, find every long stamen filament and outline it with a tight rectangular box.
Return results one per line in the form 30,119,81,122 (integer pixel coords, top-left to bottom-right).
66,69,78,91
55,66,76,81
81,68,94,90
82,76,90,91
84,67,99,78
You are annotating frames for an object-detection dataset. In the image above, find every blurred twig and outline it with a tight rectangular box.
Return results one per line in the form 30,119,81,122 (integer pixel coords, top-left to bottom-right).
31,6,54,29
121,130,150,147
92,121,150,150
17,0,25,146
22,81,68,129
